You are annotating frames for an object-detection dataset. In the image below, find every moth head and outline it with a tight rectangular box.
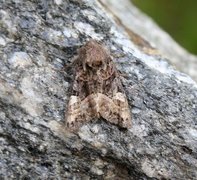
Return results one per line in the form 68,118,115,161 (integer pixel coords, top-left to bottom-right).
80,40,109,70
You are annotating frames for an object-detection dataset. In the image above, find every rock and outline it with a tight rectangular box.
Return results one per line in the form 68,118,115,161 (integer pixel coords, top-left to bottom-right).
8,52,32,68
0,36,6,46
100,0,197,82
0,0,197,179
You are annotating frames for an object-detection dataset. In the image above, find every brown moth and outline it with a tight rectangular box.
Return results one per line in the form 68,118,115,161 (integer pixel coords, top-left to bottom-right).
66,40,131,132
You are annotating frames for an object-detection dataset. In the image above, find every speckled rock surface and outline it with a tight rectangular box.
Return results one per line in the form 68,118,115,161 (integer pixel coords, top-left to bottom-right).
0,0,197,179
100,0,197,83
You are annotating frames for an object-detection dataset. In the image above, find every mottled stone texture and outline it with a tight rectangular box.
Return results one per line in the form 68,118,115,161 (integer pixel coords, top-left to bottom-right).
100,0,197,82
0,0,197,179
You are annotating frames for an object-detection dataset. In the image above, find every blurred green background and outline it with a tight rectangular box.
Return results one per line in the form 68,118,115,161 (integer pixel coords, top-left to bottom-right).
132,0,197,55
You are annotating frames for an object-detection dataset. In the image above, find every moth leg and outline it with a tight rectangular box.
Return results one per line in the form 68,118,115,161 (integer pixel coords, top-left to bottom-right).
112,92,131,128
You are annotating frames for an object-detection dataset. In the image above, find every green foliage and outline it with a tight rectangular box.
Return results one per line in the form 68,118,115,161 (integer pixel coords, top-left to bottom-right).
132,0,197,54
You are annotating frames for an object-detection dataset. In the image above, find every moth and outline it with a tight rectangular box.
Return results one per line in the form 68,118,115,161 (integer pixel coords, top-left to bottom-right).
66,40,131,132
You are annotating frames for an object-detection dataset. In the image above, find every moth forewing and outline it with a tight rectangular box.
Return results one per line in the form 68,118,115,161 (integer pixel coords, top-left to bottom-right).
66,40,131,132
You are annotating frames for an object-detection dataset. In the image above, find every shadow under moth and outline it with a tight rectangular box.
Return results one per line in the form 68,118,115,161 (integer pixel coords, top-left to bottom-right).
66,40,131,132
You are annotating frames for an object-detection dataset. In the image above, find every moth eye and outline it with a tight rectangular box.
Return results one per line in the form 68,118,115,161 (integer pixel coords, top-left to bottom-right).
67,121,74,128
70,122,74,127
113,111,116,115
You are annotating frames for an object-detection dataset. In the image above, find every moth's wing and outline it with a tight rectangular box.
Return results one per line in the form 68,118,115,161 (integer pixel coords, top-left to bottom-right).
66,94,97,132
113,92,132,128
66,95,83,131
111,74,132,128
80,94,98,120
98,93,131,128
98,93,121,126
99,69,132,129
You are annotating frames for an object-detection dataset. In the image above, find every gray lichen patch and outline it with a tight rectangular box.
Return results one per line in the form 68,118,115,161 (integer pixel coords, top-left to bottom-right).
0,36,6,46
74,21,103,40
0,10,18,38
20,76,43,116
8,52,32,69
63,27,78,39
41,28,65,45
54,0,62,5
